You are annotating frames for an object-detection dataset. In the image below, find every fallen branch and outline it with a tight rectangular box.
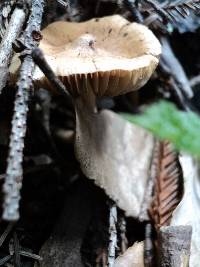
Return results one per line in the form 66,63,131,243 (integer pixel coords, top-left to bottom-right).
0,3,26,94
3,0,45,221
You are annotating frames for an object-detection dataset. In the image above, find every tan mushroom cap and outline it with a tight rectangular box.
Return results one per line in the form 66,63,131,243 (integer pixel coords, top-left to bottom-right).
34,15,161,97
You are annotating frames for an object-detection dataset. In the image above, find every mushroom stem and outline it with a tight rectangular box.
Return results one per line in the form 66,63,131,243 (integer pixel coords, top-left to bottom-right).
74,90,104,171
74,91,97,145
75,89,97,115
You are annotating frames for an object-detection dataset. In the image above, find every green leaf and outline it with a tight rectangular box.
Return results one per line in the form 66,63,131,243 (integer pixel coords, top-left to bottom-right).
121,101,200,157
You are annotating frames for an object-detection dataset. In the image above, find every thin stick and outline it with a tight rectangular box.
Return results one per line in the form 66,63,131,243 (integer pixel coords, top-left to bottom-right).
3,0,45,221
144,223,154,267
13,232,21,267
160,36,193,99
123,0,144,23
0,4,26,94
0,222,15,247
108,203,118,267
31,48,71,101
190,74,200,87
119,215,128,254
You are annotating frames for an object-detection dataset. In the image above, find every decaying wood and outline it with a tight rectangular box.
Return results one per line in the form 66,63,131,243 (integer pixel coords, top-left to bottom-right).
158,225,192,267
171,154,200,267
75,97,155,218
3,0,45,221
0,4,26,94
149,141,183,230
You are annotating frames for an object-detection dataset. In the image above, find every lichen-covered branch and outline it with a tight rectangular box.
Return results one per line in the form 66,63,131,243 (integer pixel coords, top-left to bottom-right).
3,0,45,221
0,0,16,40
0,4,26,94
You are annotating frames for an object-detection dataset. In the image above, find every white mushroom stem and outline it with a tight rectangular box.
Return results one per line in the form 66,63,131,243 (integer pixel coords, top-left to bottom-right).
74,91,154,218
75,89,97,115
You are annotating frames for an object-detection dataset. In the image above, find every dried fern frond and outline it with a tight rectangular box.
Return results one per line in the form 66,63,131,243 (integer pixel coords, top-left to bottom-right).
149,141,183,230
163,0,200,21
142,0,200,23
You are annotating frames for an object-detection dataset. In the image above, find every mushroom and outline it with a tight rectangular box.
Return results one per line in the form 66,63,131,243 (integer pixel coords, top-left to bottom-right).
34,15,161,101
10,15,161,217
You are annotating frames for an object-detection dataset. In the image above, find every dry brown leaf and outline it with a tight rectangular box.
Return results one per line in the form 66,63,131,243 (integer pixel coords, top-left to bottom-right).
149,141,183,229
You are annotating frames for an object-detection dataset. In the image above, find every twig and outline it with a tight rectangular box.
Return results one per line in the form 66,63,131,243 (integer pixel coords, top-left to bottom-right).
169,77,191,111
19,250,42,261
56,0,70,8
108,203,118,267
0,0,17,40
118,215,128,254
0,223,15,247
31,48,72,103
0,250,42,266
3,0,45,221
144,0,172,23
158,225,192,267
123,0,144,23
144,223,154,267
0,255,12,266
190,74,200,87
0,3,26,94
3,54,34,221
160,36,193,99
159,60,191,111
13,232,21,267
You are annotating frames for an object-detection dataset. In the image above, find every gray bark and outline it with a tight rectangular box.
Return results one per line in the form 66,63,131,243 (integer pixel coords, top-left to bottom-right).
0,6,26,93
158,225,192,267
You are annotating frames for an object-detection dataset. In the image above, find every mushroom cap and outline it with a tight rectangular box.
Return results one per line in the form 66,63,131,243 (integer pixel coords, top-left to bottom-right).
35,15,161,97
